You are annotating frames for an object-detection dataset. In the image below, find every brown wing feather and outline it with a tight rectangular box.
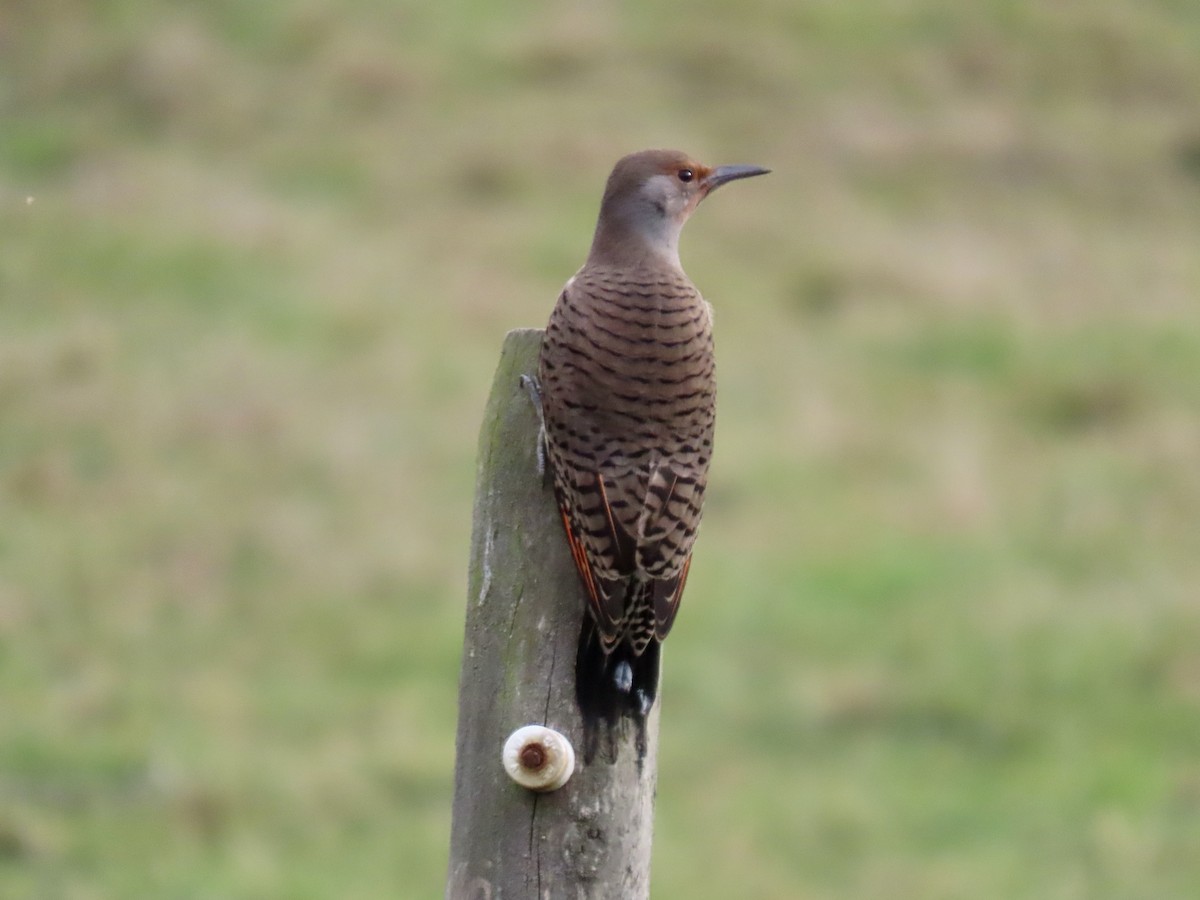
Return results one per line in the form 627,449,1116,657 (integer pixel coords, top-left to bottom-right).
556,470,638,640
653,553,692,640
558,505,601,615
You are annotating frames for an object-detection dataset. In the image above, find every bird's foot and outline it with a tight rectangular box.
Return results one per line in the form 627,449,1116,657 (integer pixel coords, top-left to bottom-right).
518,374,548,481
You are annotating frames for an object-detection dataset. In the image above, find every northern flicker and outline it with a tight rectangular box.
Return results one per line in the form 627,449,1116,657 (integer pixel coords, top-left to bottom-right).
531,149,769,751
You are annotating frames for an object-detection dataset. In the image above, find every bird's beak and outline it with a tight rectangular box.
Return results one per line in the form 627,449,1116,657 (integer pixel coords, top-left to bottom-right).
702,164,771,195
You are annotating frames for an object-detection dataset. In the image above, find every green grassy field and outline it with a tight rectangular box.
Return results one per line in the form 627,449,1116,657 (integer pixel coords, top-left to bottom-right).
3,1,1200,897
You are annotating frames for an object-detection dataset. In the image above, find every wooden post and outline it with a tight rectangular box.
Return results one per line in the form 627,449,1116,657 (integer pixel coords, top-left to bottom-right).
446,328,659,900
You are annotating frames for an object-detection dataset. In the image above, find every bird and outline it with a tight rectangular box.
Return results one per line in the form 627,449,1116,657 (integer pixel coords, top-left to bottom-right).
530,148,769,759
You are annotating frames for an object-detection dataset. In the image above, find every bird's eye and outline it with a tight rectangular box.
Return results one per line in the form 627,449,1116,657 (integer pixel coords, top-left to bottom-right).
677,168,694,183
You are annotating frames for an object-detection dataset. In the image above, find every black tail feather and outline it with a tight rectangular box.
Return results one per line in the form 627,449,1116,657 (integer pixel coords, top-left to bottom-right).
575,617,659,765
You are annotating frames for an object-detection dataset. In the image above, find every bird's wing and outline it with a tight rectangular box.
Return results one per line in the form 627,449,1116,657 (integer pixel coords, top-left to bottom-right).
565,460,703,643
651,553,691,641
554,469,638,640
629,462,702,639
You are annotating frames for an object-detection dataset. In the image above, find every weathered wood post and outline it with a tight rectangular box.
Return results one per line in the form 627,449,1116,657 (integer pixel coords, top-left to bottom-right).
446,328,659,899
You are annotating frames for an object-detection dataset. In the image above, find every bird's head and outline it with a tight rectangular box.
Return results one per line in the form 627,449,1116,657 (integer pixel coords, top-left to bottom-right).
589,149,770,268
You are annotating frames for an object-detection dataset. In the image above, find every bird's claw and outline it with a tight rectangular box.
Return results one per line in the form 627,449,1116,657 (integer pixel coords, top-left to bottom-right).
519,374,548,482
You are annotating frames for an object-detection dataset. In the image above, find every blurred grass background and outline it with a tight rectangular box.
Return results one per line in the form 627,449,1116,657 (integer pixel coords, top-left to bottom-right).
3,1,1200,897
